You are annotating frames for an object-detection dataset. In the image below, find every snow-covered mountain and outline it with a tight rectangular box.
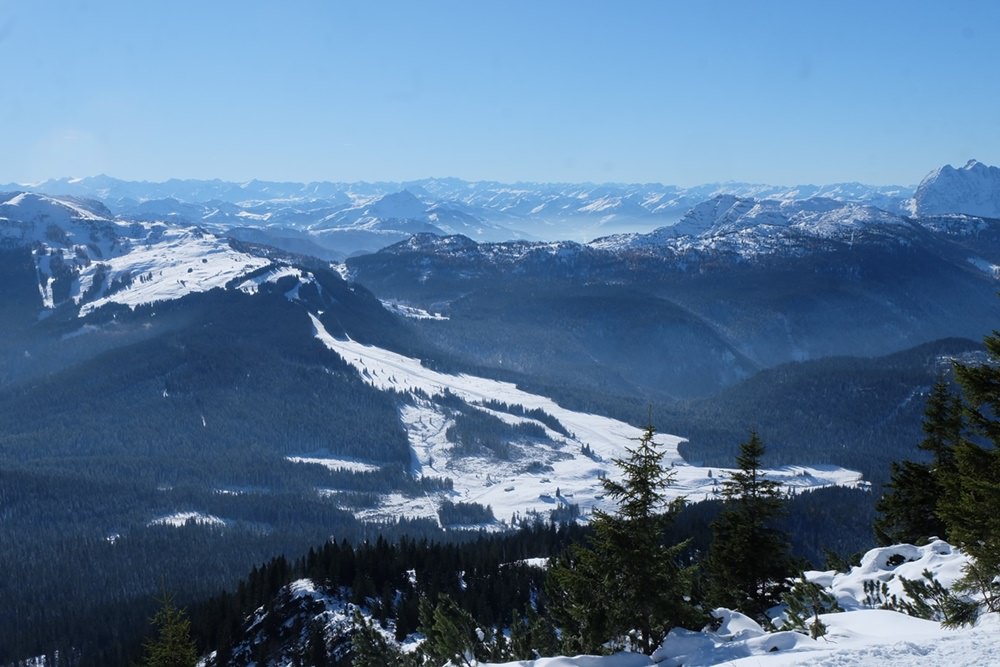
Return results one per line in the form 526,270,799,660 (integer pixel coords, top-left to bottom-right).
5,163,1000,665
0,191,272,314
911,159,1000,218
355,193,1000,274
345,193,1000,410
590,196,920,257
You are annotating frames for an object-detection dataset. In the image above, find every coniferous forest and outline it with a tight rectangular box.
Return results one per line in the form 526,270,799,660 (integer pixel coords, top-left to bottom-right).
166,322,999,667
4,290,995,665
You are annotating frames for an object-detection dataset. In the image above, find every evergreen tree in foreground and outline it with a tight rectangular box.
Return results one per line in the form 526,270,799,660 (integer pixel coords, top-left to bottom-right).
705,430,794,623
547,422,701,654
937,329,1000,612
141,594,198,667
874,379,961,545
876,323,1000,615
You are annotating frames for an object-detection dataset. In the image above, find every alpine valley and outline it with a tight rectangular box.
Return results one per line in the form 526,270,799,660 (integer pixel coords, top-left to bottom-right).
1,159,999,665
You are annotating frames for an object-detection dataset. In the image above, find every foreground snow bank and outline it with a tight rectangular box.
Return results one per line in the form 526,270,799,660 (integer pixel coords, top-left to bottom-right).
480,541,997,667
654,609,960,666
482,613,999,666
814,539,969,611
484,654,653,667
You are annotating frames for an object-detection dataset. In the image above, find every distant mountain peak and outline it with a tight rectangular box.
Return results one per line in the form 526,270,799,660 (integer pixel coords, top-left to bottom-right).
364,189,426,217
912,159,1000,218
0,191,112,225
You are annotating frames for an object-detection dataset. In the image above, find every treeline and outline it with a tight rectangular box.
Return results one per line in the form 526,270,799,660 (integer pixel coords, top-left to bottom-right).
437,499,495,526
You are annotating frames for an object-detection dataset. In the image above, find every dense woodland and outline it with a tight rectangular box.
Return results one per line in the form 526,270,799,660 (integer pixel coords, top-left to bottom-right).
172,324,1000,665
0,282,447,665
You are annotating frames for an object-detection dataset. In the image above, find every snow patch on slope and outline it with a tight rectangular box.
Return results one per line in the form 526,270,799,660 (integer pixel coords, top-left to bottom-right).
307,314,865,525
286,455,382,474
148,511,226,528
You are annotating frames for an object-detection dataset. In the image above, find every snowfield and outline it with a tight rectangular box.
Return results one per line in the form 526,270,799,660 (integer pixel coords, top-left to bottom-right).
286,455,382,474
309,315,866,526
76,225,270,315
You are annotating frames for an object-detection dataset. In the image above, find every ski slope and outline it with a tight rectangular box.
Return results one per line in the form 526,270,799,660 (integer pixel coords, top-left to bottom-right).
308,315,866,526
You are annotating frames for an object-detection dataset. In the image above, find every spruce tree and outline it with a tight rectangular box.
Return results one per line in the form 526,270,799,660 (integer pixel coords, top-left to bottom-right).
705,430,794,623
874,379,962,545
878,326,1000,613
938,440,1000,612
141,594,199,667
547,422,701,654
938,338,1000,611
873,460,940,545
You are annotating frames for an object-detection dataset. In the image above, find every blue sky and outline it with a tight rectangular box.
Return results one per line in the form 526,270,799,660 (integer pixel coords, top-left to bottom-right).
2,1,998,186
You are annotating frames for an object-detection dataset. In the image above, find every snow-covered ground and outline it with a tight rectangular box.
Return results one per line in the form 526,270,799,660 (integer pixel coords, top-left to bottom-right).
379,299,450,320
309,315,866,526
77,225,270,315
482,542,997,667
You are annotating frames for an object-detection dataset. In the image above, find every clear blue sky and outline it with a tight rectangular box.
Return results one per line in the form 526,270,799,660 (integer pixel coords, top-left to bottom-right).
2,1,998,186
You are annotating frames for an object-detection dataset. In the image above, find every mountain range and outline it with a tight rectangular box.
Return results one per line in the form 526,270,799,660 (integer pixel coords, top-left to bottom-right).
1,159,999,664
2,172,922,259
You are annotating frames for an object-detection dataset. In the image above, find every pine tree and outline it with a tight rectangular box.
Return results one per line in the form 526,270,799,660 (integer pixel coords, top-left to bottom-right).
141,594,199,667
547,422,701,654
874,459,940,545
705,430,794,623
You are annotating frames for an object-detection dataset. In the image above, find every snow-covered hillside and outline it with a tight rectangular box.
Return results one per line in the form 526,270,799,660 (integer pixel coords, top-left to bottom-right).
307,315,864,526
0,191,271,314
590,196,918,257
